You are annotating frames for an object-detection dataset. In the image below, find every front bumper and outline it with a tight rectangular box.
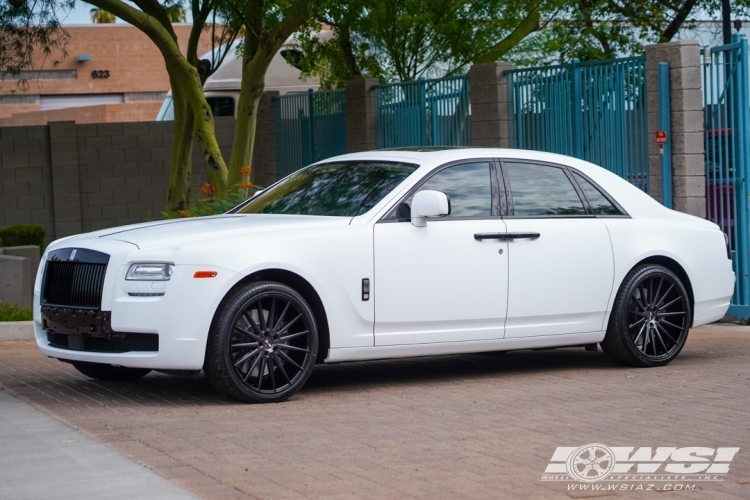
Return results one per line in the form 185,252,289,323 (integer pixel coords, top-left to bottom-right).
35,241,242,370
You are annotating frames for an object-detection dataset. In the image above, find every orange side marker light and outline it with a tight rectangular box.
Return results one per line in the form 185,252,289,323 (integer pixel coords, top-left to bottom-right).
194,271,218,278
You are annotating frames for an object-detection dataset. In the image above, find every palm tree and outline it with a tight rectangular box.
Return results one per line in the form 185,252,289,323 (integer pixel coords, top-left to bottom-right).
164,4,186,23
90,7,116,23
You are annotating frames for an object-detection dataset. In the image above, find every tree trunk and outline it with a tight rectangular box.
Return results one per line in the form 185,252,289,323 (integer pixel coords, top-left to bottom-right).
227,54,273,187
167,57,229,194
87,0,229,205
166,88,194,212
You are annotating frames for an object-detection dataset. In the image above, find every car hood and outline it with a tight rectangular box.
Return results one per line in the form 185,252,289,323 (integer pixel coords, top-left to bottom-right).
92,214,351,249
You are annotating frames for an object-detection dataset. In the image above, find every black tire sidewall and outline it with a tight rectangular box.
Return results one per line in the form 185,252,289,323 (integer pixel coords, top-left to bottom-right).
610,265,691,367
209,281,318,403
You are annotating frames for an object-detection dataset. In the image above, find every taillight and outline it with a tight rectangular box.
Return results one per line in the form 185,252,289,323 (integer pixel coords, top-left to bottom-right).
725,233,731,260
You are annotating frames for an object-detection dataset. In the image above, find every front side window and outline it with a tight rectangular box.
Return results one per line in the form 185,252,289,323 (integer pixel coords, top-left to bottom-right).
505,162,587,216
235,161,417,217
571,171,622,216
387,162,493,220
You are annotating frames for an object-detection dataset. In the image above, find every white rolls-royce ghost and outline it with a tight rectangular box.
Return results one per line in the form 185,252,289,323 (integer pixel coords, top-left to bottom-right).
33,148,735,403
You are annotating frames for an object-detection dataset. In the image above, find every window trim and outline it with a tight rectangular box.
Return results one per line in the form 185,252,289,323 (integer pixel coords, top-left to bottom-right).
568,168,631,218
498,159,630,219
378,158,502,223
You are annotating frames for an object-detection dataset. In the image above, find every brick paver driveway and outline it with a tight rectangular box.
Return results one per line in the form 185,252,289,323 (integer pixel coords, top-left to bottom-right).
1,324,748,499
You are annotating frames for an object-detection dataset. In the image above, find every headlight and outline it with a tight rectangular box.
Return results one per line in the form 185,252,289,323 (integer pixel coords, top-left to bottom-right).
126,263,174,281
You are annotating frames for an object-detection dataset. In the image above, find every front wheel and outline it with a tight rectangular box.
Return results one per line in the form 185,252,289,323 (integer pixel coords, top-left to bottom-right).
205,281,318,403
72,361,151,382
601,264,691,367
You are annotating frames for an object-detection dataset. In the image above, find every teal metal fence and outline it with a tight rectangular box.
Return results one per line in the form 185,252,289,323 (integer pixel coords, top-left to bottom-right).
373,76,471,148
274,89,346,178
703,34,750,320
506,57,649,191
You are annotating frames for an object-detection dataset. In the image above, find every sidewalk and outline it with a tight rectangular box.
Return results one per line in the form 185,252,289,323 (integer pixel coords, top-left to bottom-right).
0,389,197,500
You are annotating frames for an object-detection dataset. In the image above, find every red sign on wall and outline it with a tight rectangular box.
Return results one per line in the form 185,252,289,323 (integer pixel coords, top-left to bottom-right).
656,131,667,143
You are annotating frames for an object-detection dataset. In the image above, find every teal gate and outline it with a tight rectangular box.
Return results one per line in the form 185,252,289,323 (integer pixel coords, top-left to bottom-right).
274,89,346,178
703,34,750,319
373,76,471,148
506,57,649,191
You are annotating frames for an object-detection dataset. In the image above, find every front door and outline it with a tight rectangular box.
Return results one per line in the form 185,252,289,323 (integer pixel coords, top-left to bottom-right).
500,161,615,338
373,161,509,346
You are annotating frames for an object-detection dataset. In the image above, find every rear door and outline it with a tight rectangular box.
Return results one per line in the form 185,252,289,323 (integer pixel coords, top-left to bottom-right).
500,161,615,338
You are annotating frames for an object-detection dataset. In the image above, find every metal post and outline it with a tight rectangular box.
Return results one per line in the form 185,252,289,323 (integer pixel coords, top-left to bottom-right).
732,33,750,311
723,0,732,45
658,62,673,208
273,96,283,179
418,77,427,146
570,58,583,158
307,89,316,162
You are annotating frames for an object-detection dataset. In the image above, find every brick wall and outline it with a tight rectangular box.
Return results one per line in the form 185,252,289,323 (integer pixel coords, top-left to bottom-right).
0,101,164,127
0,101,40,121
0,25,214,97
0,95,277,242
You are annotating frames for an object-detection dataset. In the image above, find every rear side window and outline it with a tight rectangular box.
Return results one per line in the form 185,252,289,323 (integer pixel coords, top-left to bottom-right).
571,172,622,216
505,162,586,216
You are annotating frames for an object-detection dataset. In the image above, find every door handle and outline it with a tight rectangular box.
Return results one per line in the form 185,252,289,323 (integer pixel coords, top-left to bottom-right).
474,232,540,241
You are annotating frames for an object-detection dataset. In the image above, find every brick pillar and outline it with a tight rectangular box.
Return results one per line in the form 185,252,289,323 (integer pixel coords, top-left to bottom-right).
646,40,705,217
469,62,514,147
346,78,378,152
48,121,83,238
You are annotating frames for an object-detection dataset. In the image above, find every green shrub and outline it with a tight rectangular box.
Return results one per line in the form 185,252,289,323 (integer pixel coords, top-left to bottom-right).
0,302,33,322
0,224,46,248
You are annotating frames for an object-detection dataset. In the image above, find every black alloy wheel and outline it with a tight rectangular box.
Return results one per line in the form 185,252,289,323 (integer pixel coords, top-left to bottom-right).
205,281,318,403
601,264,691,367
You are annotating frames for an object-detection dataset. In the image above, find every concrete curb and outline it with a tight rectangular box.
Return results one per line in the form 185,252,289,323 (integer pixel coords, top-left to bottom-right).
0,322,34,341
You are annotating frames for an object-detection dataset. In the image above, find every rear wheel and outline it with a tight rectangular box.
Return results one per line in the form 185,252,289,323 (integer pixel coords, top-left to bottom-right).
205,281,318,403
601,264,691,367
72,361,151,382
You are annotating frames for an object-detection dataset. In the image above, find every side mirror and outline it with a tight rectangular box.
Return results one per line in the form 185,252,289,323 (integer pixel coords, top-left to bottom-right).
411,190,450,227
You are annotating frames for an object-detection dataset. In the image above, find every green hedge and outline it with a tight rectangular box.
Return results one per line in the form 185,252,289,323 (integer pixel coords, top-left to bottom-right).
0,302,33,321
0,224,46,248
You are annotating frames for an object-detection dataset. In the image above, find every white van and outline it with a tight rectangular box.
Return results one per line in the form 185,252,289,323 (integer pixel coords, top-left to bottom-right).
156,33,330,120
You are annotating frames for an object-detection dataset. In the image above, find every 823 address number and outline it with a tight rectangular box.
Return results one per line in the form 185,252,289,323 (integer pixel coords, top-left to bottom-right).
91,70,110,79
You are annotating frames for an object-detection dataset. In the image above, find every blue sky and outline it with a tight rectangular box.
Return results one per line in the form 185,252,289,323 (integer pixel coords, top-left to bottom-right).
60,2,193,24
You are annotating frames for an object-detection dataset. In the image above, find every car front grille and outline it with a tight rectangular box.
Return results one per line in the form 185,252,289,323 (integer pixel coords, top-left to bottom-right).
42,249,109,309
47,331,159,353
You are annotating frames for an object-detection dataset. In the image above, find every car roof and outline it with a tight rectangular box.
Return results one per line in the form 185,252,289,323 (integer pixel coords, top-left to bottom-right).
319,147,671,220
323,148,600,175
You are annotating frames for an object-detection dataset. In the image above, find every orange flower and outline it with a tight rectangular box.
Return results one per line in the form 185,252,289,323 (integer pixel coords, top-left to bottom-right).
200,182,216,196
239,165,253,176
240,182,255,190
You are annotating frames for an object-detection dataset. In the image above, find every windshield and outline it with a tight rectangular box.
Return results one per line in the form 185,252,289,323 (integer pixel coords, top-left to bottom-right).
235,161,418,216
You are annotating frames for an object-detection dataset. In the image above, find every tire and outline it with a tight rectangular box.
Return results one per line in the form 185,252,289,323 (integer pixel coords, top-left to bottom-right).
601,264,691,367
205,281,318,403
72,361,151,382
